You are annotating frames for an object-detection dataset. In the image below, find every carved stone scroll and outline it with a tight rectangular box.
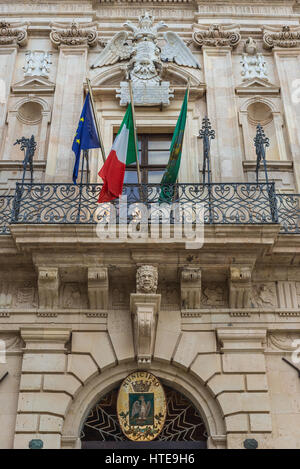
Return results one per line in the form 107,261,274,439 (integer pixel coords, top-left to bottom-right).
50,21,98,48
263,25,300,49
193,24,241,49
0,21,28,46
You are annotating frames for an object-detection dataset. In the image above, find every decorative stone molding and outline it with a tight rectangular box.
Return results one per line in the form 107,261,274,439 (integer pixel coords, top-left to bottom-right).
11,76,55,95
229,265,252,309
130,293,161,366
236,78,280,96
136,265,158,294
279,311,300,317
0,312,9,318
193,24,241,49
181,267,201,309
38,267,60,309
87,267,108,310
50,21,98,48
0,20,28,47
85,312,108,318
36,312,58,318
263,25,300,49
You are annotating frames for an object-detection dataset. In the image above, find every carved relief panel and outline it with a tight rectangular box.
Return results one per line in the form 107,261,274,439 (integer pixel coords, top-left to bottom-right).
0,280,37,309
201,282,228,308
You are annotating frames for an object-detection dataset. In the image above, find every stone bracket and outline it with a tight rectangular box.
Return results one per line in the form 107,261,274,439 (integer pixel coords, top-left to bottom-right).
181,267,201,309
88,267,108,310
38,267,60,309
229,265,253,309
130,293,161,367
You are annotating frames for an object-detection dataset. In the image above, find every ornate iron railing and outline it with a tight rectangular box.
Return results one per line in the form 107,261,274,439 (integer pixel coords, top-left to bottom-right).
0,195,14,235
277,193,300,234
9,182,278,227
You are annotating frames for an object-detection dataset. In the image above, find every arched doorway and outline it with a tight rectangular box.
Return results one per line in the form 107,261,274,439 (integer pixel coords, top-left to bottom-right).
81,384,208,449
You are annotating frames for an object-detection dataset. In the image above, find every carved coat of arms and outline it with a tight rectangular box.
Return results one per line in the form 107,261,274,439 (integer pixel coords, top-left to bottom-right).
91,12,200,106
117,371,166,441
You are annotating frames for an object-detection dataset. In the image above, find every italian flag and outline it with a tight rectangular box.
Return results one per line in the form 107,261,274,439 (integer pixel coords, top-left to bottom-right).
98,104,137,203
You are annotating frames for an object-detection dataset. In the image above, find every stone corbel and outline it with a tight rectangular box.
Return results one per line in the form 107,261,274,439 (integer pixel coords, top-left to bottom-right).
181,267,201,309
38,267,60,309
229,265,253,309
50,21,98,48
0,20,28,47
88,267,108,310
130,293,161,367
193,24,241,49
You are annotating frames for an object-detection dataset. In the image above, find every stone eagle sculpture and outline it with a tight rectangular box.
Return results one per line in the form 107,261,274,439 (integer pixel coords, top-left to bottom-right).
91,12,200,106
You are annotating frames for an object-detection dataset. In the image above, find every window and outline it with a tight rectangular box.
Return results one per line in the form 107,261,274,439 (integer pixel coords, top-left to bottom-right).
124,134,172,184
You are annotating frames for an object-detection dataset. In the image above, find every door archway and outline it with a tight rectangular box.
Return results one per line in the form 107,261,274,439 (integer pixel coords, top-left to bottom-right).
81,384,208,449
61,363,226,449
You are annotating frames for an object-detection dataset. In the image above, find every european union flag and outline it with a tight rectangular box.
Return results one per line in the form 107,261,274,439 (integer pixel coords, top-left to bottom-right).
72,92,100,184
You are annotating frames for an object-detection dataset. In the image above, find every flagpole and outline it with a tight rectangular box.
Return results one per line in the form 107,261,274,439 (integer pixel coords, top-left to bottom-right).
128,80,142,186
86,78,106,164
174,82,190,199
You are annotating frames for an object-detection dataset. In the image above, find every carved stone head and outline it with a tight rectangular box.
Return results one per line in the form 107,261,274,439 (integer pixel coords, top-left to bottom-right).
244,37,257,55
136,265,158,294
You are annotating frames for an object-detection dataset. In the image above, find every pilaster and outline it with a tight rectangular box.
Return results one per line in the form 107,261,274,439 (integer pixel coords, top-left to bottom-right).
14,328,71,449
202,46,244,182
46,21,97,182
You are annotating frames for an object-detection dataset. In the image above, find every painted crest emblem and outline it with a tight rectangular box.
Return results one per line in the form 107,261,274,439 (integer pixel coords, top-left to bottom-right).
117,371,166,441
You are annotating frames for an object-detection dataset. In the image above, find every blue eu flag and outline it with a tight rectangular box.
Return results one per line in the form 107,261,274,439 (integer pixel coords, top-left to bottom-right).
72,92,100,184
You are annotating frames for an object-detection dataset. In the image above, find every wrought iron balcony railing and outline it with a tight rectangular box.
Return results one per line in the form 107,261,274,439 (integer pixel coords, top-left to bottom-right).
0,182,299,236
0,194,14,235
9,182,278,226
276,193,300,234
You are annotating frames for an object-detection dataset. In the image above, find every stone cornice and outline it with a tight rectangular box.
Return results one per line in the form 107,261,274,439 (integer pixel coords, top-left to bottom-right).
50,20,98,48
193,23,241,48
0,20,28,47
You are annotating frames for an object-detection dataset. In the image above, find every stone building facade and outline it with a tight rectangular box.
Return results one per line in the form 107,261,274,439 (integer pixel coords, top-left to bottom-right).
0,0,300,449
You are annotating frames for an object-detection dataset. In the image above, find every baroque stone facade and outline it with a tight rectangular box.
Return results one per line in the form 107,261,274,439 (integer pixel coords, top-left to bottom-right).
0,0,300,450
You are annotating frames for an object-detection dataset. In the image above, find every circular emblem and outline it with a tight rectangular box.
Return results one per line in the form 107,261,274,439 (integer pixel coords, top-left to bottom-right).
117,371,166,442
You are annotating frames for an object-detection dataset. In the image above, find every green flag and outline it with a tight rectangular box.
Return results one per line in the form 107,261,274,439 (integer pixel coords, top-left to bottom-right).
159,89,188,203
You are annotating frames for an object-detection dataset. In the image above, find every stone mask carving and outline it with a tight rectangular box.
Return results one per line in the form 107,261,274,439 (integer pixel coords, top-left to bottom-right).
136,265,158,294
